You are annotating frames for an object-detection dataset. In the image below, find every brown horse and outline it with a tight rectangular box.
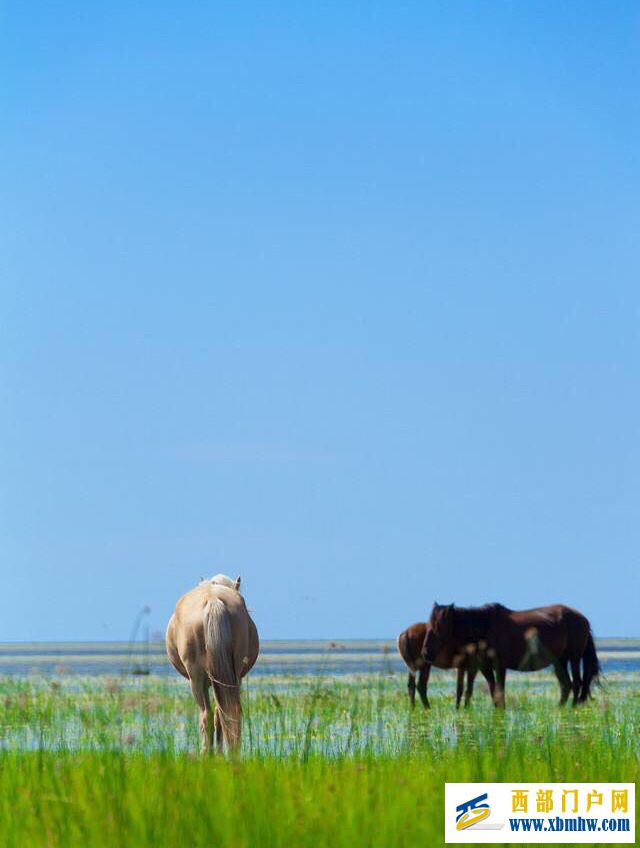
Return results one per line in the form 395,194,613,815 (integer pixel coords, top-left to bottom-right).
397,621,496,709
422,602,600,708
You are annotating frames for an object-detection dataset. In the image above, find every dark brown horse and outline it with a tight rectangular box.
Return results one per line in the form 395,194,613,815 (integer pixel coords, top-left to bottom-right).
397,621,496,709
422,603,600,708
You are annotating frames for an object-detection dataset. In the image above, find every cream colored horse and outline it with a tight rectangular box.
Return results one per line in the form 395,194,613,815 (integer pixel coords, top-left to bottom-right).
166,574,259,752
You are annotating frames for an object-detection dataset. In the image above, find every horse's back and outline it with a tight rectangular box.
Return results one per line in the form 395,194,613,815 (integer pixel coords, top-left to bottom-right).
508,604,589,633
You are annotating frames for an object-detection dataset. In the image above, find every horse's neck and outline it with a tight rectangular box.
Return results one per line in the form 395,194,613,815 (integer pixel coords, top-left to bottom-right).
454,607,493,643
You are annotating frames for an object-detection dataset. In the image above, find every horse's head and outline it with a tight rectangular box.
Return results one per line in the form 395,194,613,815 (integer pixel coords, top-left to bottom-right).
210,573,242,592
421,602,455,663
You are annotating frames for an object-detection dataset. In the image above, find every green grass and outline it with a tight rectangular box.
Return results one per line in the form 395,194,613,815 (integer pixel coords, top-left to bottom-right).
0,673,638,846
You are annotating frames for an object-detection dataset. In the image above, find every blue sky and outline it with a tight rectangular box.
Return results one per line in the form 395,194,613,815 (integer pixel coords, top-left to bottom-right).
2,2,638,640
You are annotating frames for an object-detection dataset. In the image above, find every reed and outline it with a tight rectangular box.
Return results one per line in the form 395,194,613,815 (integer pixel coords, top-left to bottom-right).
0,674,637,846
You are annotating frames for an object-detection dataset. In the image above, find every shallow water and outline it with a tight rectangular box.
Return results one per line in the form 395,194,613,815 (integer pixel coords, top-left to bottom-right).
0,638,637,677
0,670,637,756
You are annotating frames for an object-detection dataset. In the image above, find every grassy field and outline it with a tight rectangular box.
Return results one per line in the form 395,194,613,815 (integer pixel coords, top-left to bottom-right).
0,672,638,847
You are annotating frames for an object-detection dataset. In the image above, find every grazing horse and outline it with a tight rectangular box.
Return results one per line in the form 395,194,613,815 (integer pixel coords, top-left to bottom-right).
422,602,600,708
397,621,496,709
166,574,259,752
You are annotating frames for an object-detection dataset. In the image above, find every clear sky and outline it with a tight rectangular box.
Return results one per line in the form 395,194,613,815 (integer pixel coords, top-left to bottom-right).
2,2,638,641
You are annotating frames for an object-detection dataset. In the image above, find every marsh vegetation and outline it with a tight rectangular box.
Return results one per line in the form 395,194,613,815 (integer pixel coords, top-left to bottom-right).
0,666,638,847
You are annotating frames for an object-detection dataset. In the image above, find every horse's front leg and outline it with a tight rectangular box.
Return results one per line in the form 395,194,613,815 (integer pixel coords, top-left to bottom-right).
455,667,465,709
494,665,507,708
464,666,477,707
417,664,430,709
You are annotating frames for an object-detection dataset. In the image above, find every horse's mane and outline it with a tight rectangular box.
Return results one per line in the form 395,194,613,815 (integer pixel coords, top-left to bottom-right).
452,603,510,642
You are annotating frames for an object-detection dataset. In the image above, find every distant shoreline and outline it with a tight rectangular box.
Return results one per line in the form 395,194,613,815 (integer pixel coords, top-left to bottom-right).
0,637,636,647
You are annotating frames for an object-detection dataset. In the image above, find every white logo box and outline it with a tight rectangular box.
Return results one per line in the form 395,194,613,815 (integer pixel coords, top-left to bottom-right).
445,782,635,844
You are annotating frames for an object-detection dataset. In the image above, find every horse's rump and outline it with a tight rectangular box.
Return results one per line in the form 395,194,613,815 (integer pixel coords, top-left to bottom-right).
397,623,427,673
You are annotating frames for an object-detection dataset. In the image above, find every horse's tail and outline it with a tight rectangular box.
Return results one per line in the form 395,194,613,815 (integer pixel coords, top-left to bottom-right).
203,597,241,749
579,628,601,702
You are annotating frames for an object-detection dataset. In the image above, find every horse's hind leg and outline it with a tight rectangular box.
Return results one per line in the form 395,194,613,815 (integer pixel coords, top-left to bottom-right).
482,665,496,702
553,659,571,706
569,656,581,706
189,670,214,753
214,707,224,752
417,665,430,709
407,672,416,707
